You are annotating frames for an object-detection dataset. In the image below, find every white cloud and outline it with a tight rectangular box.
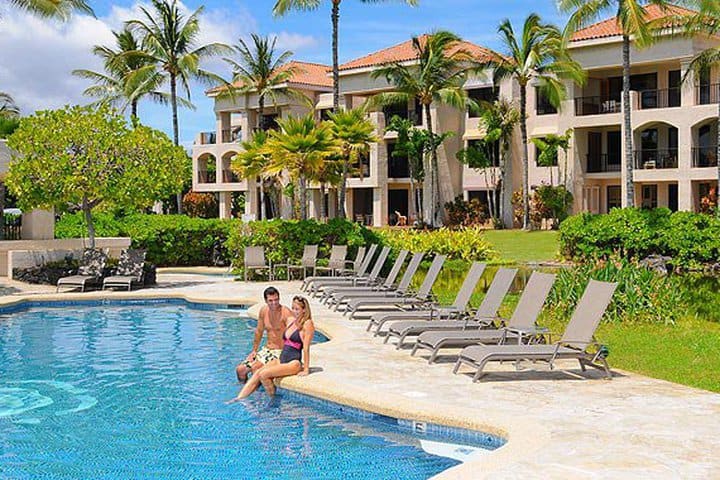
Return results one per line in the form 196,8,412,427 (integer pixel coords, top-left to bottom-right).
272,32,319,52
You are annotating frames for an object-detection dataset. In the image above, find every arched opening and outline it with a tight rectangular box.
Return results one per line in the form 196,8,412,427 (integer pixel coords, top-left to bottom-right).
691,118,718,168
197,153,217,184
221,152,240,183
633,121,678,170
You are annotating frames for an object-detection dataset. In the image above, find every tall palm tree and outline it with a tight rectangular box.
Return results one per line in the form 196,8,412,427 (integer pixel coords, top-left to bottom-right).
482,14,584,229
272,0,419,112
223,34,302,131
310,151,343,221
264,114,340,220
9,0,92,19
371,31,477,227
73,28,181,120
126,0,231,212
0,92,19,119
233,130,273,220
560,0,688,209
327,107,378,218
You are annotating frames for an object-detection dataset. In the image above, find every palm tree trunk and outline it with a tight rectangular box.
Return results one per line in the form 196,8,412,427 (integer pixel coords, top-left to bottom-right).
170,74,183,214
424,103,440,227
332,0,340,112
260,177,266,221
501,142,513,228
131,100,138,121
716,100,720,217
82,195,96,249
299,175,307,220
257,95,265,130
338,157,348,218
0,182,5,241
320,183,327,221
623,34,634,208
520,84,530,230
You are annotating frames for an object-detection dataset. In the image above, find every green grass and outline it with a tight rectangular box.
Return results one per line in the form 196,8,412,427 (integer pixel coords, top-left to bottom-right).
482,230,560,264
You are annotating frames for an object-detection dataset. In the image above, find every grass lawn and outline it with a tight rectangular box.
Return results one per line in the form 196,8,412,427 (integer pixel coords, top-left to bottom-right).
482,230,560,264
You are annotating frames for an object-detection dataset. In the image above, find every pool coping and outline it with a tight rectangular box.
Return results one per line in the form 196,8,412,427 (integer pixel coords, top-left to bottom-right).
0,289,550,479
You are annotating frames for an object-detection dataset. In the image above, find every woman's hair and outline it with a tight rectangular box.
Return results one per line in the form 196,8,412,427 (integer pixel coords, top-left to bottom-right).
292,296,312,330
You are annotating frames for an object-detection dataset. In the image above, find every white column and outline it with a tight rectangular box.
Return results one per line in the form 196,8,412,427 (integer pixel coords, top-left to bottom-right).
218,192,232,219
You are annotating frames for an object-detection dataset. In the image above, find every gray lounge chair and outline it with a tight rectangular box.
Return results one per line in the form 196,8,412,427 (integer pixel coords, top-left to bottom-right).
345,254,445,319
366,261,487,336
302,245,351,290
412,271,556,363
385,267,517,349
273,245,318,280
308,245,379,296
57,248,108,292
244,246,272,281
453,279,618,381
103,249,147,291
320,247,392,304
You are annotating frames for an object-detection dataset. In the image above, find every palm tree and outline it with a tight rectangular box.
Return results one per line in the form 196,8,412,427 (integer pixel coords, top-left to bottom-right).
223,34,304,131
386,116,427,223
9,0,92,19
272,0,418,112
264,114,340,220
73,28,181,120
371,31,477,227
233,130,273,220
482,14,584,229
126,0,231,212
560,0,688,209
327,107,378,218
0,93,19,119
310,152,343,221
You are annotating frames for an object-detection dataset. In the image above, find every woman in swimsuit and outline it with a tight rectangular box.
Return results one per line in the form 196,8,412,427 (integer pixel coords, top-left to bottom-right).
229,296,315,400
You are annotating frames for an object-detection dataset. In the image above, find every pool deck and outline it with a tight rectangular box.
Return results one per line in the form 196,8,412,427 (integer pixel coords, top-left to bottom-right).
2,271,719,479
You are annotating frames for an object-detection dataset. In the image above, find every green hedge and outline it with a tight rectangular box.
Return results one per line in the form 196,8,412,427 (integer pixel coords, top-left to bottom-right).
373,227,497,262
559,208,720,269
56,212,238,266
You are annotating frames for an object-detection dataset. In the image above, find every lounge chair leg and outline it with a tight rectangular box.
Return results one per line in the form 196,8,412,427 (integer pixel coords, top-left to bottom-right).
427,349,439,364
383,334,391,344
410,343,419,356
452,359,462,374
578,359,587,372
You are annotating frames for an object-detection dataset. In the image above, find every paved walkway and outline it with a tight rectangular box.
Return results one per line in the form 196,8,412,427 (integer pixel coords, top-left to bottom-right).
2,272,719,479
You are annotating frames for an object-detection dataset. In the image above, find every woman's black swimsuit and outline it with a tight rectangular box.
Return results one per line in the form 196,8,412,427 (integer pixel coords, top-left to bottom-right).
279,326,303,364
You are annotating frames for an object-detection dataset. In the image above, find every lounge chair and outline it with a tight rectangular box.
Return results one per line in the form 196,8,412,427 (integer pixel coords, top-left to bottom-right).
244,246,272,281
344,254,445,319
273,245,318,280
103,249,147,291
412,271,556,363
307,245,379,296
301,245,352,290
319,246,392,304
57,248,108,292
385,267,517,348
453,279,618,381
366,261,487,336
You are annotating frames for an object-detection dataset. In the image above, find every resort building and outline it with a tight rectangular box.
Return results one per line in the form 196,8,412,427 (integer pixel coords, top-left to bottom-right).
191,5,719,224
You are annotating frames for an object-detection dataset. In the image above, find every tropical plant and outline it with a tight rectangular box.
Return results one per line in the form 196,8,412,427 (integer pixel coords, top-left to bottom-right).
531,129,573,186
0,93,19,119
264,114,340,220
232,130,276,220
310,153,343,221
560,0,690,208
73,28,181,120
222,33,304,130
126,0,231,212
482,14,584,230
272,0,418,111
385,116,427,223
456,141,499,219
372,30,478,227
327,107,378,218
8,0,92,19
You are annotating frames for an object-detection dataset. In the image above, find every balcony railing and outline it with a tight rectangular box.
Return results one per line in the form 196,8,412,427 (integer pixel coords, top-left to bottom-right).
198,170,217,184
636,88,681,110
633,149,678,169
575,96,621,116
692,146,718,168
221,129,242,143
222,168,240,183
586,153,621,173
198,132,216,145
696,84,720,105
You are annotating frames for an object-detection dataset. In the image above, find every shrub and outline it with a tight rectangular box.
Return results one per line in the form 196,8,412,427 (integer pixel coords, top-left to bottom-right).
532,184,573,228
374,227,497,262
182,191,218,218
444,195,488,227
546,260,687,325
559,208,720,269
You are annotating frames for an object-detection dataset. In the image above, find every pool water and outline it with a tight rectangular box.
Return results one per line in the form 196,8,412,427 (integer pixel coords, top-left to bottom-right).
0,302,498,479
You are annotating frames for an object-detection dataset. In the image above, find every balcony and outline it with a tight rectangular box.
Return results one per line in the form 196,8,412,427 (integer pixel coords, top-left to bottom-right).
575,96,621,116
586,153,621,173
633,149,678,169
198,169,216,184
635,88,681,110
222,168,240,183
692,146,717,168
383,105,422,126
221,129,241,143
198,132,216,145
696,84,720,105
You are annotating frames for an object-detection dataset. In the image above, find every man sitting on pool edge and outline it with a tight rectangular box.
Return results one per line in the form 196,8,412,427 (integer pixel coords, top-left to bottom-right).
235,286,293,382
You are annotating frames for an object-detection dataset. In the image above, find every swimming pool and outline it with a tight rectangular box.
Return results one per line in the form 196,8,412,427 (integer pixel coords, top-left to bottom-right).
0,300,503,479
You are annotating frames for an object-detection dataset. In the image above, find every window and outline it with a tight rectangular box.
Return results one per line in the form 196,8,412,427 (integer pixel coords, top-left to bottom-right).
641,184,658,209
536,88,557,115
387,141,410,178
534,137,558,167
319,108,333,121
259,114,279,131
467,87,499,117
607,185,621,212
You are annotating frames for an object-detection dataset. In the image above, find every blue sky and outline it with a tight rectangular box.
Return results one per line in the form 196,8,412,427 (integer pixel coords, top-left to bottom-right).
1,0,569,148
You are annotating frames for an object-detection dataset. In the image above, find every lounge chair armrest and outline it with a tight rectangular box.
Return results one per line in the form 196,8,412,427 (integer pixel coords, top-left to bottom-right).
504,326,550,336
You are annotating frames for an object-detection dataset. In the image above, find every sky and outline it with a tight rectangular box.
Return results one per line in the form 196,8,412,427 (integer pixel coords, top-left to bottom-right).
0,0,569,150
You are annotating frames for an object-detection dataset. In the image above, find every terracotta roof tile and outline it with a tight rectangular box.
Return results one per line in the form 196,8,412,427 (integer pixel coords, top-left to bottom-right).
571,4,696,42
209,60,331,94
338,34,494,71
